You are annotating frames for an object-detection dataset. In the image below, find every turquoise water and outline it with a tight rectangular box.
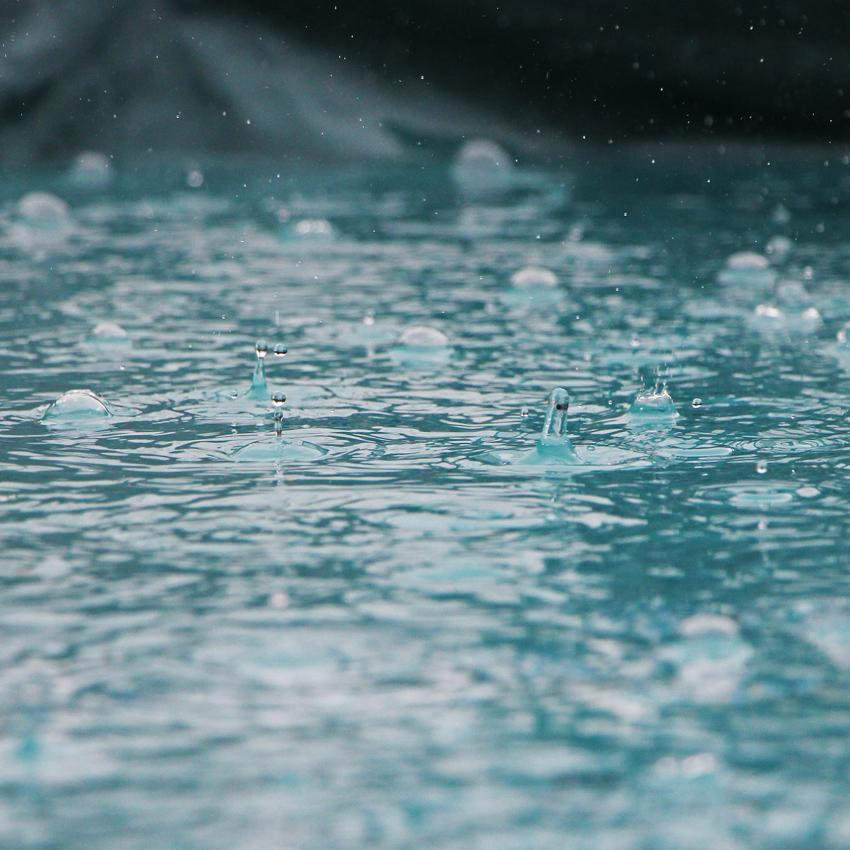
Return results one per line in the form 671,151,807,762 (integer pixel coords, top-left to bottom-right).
3,151,850,848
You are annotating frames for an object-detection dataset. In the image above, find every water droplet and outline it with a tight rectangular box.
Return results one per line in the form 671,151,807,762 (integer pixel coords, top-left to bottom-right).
273,343,287,357
692,398,702,408
255,340,268,359
756,460,768,474
271,392,286,407
363,312,375,327
541,387,570,439
186,169,204,188
520,407,529,418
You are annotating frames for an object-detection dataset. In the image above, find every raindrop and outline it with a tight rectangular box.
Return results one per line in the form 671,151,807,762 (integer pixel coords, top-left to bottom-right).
273,343,287,357
756,460,768,474
692,398,702,408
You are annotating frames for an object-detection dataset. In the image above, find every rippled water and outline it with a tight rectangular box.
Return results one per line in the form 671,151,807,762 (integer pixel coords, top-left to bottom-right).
3,152,850,848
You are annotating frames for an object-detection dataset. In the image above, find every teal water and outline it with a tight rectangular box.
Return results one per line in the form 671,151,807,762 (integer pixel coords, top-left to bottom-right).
3,151,850,848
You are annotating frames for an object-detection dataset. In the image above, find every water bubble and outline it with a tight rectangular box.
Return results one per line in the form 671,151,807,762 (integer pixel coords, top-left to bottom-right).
44,389,111,420
87,321,131,349
766,235,793,260
255,340,268,359
756,460,768,474
772,204,791,225
17,192,70,229
718,250,775,289
273,343,287,357
291,219,334,239
725,251,769,271
186,169,204,189
510,266,558,288
451,139,514,197
397,325,449,348
68,151,112,189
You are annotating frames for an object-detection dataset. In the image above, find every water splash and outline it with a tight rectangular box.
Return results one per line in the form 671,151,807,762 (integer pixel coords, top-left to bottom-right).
247,339,269,400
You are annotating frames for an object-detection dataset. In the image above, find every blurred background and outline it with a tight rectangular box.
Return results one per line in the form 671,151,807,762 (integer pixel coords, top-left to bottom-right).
1,0,848,163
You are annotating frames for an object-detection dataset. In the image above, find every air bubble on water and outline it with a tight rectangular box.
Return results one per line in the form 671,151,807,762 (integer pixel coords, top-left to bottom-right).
93,321,128,339
397,325,449,348
766,235,792,260
68,151,112,189
725,251,769,270
17,192,71,228
451,139,514,196
510,266,558,288
772,204,791,225
44,389,111,419
186,169,204,189
273,343,287,357
756,460,768,474
291,218,334,239
88,321,130,349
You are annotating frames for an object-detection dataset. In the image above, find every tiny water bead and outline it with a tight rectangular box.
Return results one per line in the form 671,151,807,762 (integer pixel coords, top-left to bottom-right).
43,389,111,420
692,398,703,409
273,343,287,357
451,139,514,197
756,460,768,474
272,392,287,435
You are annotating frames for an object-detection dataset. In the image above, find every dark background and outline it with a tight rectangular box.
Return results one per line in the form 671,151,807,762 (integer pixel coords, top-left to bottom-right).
1,0,848,161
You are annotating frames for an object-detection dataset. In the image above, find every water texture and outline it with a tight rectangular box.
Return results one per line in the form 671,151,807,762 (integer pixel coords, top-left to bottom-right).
2,152,850,849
